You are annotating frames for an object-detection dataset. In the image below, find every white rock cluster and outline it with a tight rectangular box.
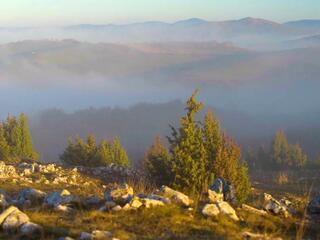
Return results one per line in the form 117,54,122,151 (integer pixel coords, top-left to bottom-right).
0,206,43,237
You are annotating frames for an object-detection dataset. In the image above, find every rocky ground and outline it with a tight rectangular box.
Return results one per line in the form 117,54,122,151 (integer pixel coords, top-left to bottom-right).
0,161,319,240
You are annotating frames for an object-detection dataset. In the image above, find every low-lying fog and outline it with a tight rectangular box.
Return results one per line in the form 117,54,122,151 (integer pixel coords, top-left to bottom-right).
1,18,319,163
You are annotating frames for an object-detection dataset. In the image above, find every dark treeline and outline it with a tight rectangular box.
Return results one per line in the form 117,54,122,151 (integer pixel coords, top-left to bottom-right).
246,130,308,170
29,101,320,166
60,134,130,167
0,114,39,163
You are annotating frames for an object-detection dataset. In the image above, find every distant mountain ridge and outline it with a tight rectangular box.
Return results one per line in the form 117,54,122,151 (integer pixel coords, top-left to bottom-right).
0,17,320,50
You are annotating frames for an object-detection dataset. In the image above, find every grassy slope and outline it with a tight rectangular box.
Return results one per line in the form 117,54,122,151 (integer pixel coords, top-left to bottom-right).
0,169,316,239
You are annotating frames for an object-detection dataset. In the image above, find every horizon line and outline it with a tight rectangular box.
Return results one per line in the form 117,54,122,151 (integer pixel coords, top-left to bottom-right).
1,17,320,29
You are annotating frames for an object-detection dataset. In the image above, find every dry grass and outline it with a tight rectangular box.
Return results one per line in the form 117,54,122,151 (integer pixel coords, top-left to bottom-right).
1,168,319,239
26,206,243,240
276,172,289,185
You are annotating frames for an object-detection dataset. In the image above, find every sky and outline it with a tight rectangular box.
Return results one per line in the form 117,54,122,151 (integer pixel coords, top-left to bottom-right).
0,0,319,27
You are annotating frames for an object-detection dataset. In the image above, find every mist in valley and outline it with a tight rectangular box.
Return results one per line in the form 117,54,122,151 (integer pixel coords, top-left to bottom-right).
0,18,319,164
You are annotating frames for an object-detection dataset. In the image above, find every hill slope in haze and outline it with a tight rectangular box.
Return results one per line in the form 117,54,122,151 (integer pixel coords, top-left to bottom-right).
0,40,319,116
0,17,319,50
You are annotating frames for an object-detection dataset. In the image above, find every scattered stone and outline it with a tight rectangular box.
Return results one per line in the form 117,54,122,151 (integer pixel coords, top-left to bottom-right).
0,190,9,211
202,204,220,217
0,206,20,225
44,189,80,208
92,230,113,239
84,196,103,209
127,197,143,209
142,198,165,208
17,188,47,206
263,193,290,218
161,186,191,207
54,204,75,214
111,205,122,212
104,184,133,206
0,161,17,178
202,201,239,221
146,194,171,204
80,230,113,240
207,189,224,203
1,207,30,233
210,178,237,205
20,222,43,238
80,232,92,240
40,163,56,173
242,204,268,215
242,231,282,240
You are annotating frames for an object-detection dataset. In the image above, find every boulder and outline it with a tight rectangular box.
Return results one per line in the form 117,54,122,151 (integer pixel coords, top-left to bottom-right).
0,206,19,225
160,186,191,207
123,197,143,210
18,162,38,174
80,232,92,240
17,188,47,206
202,201,239,221
242,231,283,240
20,222,43,238
1,207,30,233
207,189,224,203
80,230,113,240
0,190,9,211
92,230,112,239
54,204,75,214
210,178,237,205
242,204,267,215
202,203,220,217
84,196,103,209
142,198,165,208
263,193,290,218
308,195,320,214
44,189,80,208
146,194,171,204
0,161,17,178
111,205,122,212
104,184,133,206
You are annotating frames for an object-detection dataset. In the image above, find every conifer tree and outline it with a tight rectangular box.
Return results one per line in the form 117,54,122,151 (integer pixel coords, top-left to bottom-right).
271,130,290,167
18,114,39,160
3,115,22,157
110,137,130,167
203,110,222,189
142,90,252,201
95,140,112,166
270,130,308,168
215,134,240,183
0,125,10,160
289,143,307,168
60,137,76,166
143,135,173,186
168,90,206,195
85,134,98,165
234,162,251,204
60,135,130,167
1,114,39,161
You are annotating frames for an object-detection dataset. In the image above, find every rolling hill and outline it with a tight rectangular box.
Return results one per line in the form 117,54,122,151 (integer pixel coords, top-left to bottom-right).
0,17,318,50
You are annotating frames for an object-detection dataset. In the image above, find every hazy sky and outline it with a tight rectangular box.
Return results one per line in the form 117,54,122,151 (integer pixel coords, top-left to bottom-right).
1,0,319,27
